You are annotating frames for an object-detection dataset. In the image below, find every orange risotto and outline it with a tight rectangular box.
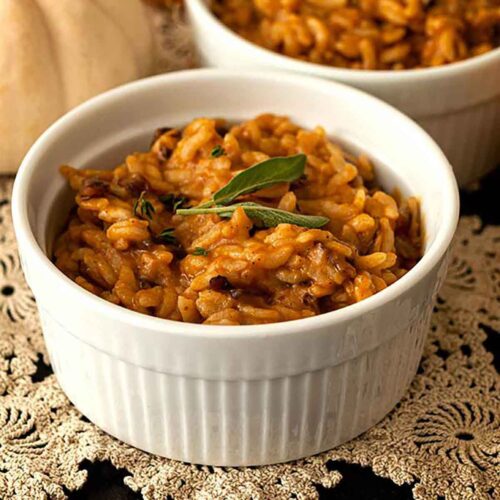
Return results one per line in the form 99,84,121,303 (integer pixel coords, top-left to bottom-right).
54,114,422,325
212,0,500,70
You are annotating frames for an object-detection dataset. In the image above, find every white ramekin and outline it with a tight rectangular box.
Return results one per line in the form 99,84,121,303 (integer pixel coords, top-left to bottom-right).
12,69,459,466
187,0,500,187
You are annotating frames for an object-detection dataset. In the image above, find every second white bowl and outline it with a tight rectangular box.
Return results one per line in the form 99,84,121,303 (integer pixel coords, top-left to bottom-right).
187,0,500,186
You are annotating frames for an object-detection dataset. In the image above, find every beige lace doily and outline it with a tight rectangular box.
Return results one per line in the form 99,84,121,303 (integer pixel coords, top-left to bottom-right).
0,174,498,499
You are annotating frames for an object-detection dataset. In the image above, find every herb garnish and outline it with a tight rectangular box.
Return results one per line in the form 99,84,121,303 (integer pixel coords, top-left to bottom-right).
177,202,329,229
175,154,327,229
210,145,225,158
159,193,187,212
199,154,306,208
192,247,208,256
157,228,177,245
133,191,155,220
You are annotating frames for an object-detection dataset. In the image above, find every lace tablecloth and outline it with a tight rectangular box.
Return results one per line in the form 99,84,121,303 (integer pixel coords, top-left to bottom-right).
0,174,498,499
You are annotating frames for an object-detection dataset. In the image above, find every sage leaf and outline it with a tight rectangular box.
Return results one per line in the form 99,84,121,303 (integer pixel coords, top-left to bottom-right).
210,154,306,206
176,202,329,229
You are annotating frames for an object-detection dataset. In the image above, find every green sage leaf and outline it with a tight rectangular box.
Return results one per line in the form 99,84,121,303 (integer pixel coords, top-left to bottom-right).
176,202,328,229
210,154,306,206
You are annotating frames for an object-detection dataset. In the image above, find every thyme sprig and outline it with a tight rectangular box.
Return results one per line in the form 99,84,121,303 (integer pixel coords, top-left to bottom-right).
133,191,155,220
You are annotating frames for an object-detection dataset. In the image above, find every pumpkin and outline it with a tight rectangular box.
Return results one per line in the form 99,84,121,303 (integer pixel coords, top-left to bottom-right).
0,0,156,173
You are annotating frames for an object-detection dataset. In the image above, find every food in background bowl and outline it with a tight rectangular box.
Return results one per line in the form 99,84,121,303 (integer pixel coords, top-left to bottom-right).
54,114,422,325
188,1,500,186
213,0,500,70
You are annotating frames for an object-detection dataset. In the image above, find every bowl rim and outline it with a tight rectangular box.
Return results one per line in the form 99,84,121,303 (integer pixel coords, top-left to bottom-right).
12,68,459,339
188,0,500,83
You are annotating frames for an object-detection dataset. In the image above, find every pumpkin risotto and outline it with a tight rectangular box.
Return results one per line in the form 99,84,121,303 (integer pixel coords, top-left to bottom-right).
212,0,500,70
54,115,422,325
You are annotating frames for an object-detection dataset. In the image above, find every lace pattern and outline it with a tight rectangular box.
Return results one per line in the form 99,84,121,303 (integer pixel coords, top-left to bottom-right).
0,174,498,499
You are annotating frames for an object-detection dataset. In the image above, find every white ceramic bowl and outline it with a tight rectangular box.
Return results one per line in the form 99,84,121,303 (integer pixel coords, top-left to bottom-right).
187,0,500,187
12,69,459,466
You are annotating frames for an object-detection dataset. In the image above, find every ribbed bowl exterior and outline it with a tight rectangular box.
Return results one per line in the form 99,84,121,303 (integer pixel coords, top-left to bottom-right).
418,97,500,186
40,302,429,466
12,70,459,466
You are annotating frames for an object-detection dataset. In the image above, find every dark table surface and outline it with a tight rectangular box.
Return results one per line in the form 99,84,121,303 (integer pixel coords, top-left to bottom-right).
62,167,498,500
